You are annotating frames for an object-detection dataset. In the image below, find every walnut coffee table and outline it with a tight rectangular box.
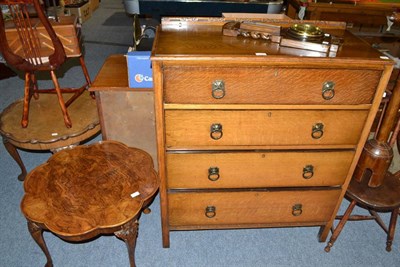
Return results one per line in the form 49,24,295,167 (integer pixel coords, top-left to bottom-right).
0,91,100,181
21,141,159,267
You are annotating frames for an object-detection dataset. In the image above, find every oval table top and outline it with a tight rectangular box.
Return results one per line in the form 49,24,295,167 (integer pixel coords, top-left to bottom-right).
21,141,159,240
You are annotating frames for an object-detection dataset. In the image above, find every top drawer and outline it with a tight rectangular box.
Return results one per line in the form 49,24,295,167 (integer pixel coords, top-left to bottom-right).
163,67,381,105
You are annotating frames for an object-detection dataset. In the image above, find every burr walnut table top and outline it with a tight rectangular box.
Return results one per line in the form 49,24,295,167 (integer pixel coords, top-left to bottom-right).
20,141,159,240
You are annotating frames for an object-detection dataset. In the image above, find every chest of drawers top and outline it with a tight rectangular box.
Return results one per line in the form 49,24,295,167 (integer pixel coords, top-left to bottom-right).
152,20,389,66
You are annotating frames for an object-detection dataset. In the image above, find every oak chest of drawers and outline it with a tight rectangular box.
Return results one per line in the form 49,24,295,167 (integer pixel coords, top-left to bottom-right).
151,18,394,248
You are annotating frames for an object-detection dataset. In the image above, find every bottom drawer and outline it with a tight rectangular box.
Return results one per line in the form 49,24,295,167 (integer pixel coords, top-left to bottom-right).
168,190,341,227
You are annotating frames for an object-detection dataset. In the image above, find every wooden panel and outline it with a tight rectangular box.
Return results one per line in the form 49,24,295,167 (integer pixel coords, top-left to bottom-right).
165,109,368,148
166,151,355,189
164,67,381,105
168,190,341,227
97,91,157,167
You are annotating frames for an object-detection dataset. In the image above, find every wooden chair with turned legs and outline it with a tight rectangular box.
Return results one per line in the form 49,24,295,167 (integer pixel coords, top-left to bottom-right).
0,0,91,128
325,69,400,252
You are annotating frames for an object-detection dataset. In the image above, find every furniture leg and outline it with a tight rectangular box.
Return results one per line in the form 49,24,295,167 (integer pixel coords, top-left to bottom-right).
325,199,357,252
79,55,92,86
114,219,139,267
386,208,399,252
370,210,388,233
79,55,95,99
50,70,72,128
21,72,32,128
3,138,27,181
31,73,39,100
27,221,53,267
143,208,151,214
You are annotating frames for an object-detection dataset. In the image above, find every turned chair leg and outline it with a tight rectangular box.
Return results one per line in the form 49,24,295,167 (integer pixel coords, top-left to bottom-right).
386,208,399,252
21,72,32,128
79,56,95,99
325,199,357,252
31,73,39,100
50,70,72,128
79,55,92,86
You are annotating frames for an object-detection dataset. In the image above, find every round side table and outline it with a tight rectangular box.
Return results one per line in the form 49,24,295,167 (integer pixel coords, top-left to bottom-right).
21,141,159,267
0,91,100,181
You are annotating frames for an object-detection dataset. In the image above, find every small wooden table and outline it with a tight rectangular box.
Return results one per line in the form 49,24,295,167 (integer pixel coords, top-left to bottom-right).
0,91,100,181
20,141,159,267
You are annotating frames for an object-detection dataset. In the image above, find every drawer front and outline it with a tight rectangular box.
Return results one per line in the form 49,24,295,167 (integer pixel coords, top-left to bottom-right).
163,67,380,105
165,110,368,147
167,151,355,189
168,190,341,227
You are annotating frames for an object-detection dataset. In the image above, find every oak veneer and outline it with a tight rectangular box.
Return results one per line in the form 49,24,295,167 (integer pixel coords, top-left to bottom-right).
151,18,394,248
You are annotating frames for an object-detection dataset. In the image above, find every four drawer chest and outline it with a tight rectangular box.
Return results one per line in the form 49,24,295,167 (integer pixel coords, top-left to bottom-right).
150,18,394,248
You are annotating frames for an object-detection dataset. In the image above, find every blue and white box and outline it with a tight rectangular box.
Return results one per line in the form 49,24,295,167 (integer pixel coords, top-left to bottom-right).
126,50,153,88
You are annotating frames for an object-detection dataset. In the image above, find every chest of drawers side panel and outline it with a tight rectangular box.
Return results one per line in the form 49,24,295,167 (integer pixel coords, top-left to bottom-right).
153,61,171,248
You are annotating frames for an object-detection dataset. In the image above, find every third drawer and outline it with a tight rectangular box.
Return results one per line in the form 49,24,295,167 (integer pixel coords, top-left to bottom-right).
167,151,355,189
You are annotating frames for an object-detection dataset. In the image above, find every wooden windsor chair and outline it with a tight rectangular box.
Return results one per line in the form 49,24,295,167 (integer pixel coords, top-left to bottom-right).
0,0,91,128
325,66,400,253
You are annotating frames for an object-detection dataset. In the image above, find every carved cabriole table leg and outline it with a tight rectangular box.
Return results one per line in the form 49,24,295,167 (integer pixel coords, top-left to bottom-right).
2,138,27,181
27,221,53,267
114,219,139,267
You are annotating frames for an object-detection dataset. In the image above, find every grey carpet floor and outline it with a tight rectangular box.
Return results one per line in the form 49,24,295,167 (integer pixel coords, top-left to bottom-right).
1,1,400,266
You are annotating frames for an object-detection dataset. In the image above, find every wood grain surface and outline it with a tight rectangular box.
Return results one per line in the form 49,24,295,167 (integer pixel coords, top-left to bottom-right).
21,141,158,238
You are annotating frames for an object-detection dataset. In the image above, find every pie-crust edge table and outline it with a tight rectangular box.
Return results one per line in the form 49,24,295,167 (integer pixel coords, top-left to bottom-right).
0,91,100,181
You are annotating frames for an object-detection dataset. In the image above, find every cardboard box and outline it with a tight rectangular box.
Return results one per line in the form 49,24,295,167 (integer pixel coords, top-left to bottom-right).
126,51,153,88
89,0,100,12
65,1,92,24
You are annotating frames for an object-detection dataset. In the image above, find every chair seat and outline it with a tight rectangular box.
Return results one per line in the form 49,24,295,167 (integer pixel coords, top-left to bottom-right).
347,171,400,210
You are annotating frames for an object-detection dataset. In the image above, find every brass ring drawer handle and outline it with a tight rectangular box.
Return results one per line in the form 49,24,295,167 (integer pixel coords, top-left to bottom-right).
302,165,314,179
210,123,223,140
311,123,324,139
205,206,216,218
292,204,303,216
208,167,220,181
212,80,225,99
322,81,335,100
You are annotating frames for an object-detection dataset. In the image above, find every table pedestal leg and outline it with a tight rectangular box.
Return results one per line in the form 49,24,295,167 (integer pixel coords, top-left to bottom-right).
3,138,27,181
115,219,139,267
27,221,53,267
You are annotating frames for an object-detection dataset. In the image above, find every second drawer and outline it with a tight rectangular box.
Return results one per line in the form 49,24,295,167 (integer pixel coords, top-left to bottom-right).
167,151,355,189
165,109,369,147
